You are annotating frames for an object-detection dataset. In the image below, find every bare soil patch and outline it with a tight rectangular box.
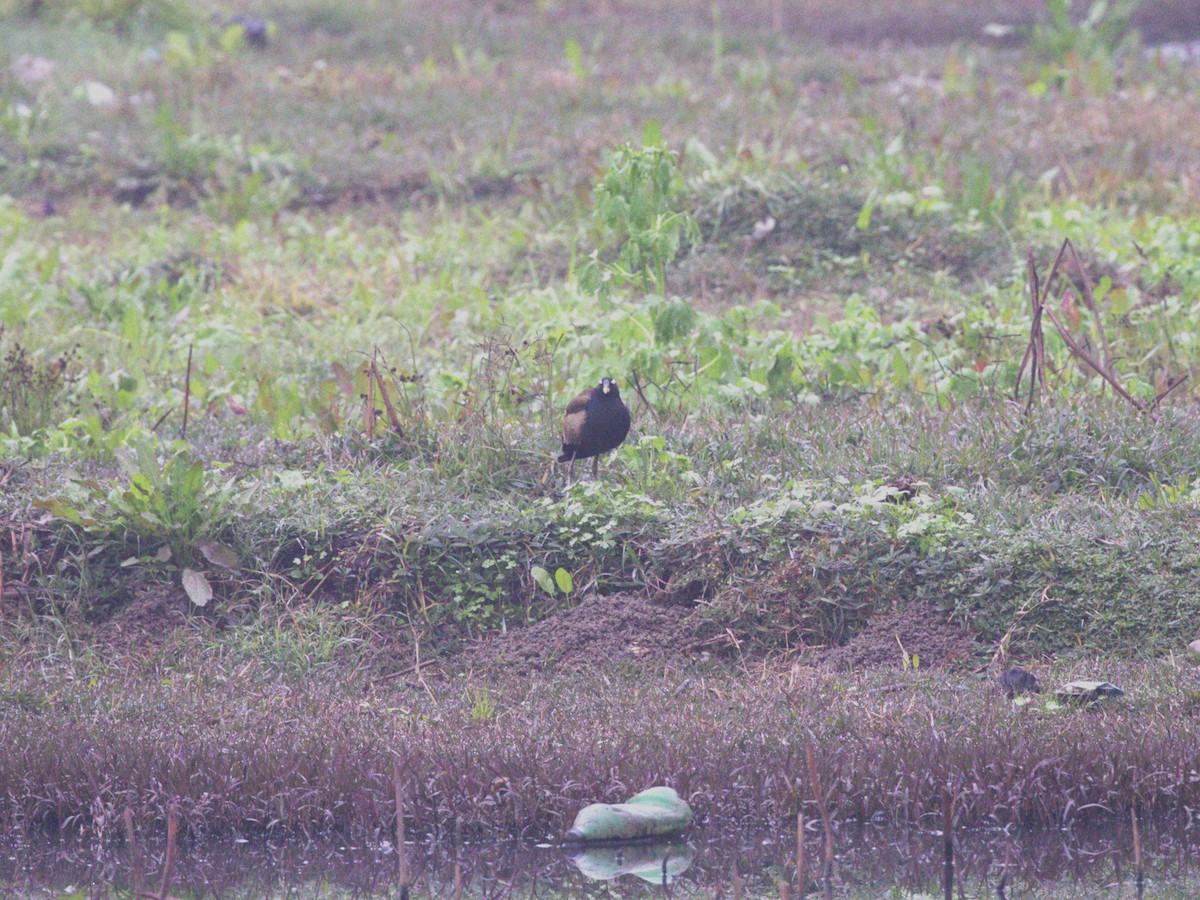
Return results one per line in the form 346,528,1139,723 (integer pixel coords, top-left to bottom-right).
89,582,188,659
465,588,977,675
466,592,716,673
820,602,978,672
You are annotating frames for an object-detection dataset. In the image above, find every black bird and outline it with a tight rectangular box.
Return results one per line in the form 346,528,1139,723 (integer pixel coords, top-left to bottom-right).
998,667,1042,700
558,376,631,482
229,14,270,48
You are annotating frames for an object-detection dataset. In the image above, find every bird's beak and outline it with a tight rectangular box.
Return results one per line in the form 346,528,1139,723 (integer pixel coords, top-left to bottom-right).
602,380,611,394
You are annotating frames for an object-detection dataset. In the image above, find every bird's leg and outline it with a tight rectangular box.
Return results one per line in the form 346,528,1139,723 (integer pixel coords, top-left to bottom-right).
566,457,575,486
591,455,600,481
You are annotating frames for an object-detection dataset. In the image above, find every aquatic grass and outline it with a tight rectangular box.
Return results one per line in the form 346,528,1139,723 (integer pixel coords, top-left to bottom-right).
2,659,1199,842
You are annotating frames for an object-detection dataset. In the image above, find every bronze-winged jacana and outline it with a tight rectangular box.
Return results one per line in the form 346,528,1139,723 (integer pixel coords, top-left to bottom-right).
998,667,1041,700
558,376,631,482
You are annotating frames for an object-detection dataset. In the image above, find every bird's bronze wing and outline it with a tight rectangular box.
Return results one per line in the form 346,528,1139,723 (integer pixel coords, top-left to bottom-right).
561,389,592,445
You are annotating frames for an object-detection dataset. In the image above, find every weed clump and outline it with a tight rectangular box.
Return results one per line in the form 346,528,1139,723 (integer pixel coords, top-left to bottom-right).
0,334,78,439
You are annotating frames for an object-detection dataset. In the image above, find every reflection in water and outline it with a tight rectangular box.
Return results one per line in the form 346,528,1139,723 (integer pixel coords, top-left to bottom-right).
4,818,1200,896
566,838,694,885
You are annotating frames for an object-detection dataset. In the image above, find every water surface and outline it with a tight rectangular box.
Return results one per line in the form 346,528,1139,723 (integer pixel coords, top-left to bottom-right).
5,817,1199,897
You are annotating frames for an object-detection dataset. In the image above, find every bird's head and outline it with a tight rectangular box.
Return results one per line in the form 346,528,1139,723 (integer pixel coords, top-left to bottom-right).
599,376,619,396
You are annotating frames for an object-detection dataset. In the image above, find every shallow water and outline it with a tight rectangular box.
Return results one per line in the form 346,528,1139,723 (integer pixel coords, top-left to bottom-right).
4,818,1200,897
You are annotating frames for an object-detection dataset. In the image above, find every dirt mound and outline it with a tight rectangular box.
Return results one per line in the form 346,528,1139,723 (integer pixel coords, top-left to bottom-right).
821,603,977,672
90,583,187,658
467,592,711,673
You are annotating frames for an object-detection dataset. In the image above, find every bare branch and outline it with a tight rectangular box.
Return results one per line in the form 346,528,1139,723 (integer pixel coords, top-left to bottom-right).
370,351,404,436
630,368,659,421
1040,305,1145,411
1018,247,1048,416
1064,239,1113,372
1153,374,1188,410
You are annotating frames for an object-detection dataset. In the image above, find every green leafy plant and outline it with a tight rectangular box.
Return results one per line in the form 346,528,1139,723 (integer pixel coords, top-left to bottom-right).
1028,0,1140,65
152,106,300,217
1137,474,1200,510
35,0,199,32
1025,0,1141,96
579,141,700,299
153,103,220,186
37,436,247,605
531,564,574,598
466,685,499,722
563,37,589,81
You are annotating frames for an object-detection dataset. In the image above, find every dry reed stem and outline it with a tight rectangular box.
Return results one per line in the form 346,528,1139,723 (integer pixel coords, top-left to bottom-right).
124,808,143,899
630,367,659,421
157,802,178,900
181,343,193,440
365,356,377,440
797,809,806,892
369,353,404,435
1153,374,1188,409
394,759,410,896
1016,247,1048,414
1017,239,1179,417
805,740,834,885
942,784,954,900
1132,805,1143,896
992,585,1056,666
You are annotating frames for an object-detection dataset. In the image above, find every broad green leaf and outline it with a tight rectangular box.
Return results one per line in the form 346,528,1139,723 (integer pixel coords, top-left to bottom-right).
563,37,586,79
32,497,86,525
554,567,574,595
531,565,555,595
642,119,663,148
856,194,875,231
220,24,247,53
891,348,910,387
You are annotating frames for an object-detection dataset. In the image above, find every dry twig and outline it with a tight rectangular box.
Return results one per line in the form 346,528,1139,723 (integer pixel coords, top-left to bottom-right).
1018,239,1181,418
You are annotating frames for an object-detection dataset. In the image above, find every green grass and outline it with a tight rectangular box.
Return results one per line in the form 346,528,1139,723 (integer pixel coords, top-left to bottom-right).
3,0,1200,648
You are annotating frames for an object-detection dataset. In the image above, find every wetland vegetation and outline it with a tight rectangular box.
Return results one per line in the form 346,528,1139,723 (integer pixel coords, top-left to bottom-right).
4,0,1200,895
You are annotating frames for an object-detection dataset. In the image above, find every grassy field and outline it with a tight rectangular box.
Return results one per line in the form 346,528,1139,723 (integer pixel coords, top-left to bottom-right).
4,0,1200,885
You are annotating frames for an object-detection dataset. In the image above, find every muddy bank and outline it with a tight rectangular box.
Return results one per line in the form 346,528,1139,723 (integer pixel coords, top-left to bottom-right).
465,592,720,673
467,591,979,675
